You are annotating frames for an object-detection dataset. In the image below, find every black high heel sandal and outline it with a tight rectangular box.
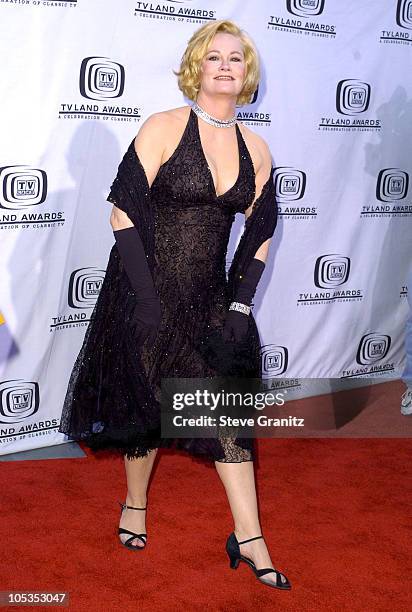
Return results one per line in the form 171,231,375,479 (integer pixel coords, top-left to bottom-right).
118,501,147,551
226,532,291,590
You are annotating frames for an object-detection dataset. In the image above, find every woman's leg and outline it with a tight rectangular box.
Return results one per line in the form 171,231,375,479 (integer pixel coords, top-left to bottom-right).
119,448,158,547
214,459,288,586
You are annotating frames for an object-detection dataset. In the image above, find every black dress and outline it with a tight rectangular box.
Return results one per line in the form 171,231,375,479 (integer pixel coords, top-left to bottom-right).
59,107,265,463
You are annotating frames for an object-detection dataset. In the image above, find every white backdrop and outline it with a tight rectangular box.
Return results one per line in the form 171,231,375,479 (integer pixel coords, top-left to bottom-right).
0,0,411,454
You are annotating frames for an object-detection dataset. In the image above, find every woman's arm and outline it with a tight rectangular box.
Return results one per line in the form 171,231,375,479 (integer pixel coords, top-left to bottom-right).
244,136,274,264
222,137,274,342
110,113,166,231
109,113,167,347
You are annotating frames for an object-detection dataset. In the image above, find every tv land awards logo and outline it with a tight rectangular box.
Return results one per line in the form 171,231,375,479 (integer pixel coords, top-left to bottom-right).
319,80,381,132
380,0,412,45
275,168,306,201
50,267,105,332
134,1,216,23
68,267,105,309
79,58,125,100
260,345,302,392
314,255,350,288
2,0,78,9
342,333,394,378
0,165,65,231
0,380,59,446
0,380,39,424
297,254,363,306
268,0,336,39
361,169,412,218
336,80,371,115
274,167,317,220
0,166,47,209
376,168,408,201
261,345,289,377
397,0,412,28
59,57,142,123
287,0,325,16
356,334,391,365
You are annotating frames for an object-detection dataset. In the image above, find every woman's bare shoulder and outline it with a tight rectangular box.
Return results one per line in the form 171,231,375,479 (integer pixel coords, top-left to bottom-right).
157,105,191,121
137,105,190,137
133,106,191,184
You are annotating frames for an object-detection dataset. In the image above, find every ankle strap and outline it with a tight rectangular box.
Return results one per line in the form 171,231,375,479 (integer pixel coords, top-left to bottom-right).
237,535,263,545
119,501,147,511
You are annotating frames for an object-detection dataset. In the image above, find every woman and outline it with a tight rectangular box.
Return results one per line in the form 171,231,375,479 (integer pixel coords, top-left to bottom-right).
59,19,290,590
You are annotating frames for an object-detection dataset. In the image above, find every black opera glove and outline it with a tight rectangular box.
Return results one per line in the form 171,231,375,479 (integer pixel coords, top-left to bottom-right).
113,226,161,348
222,258,266,343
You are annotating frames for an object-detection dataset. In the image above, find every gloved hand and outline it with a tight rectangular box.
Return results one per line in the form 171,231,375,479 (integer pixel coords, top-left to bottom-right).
222,309,249,343
223,258,266,343
131,296,161,348
114,226,161,349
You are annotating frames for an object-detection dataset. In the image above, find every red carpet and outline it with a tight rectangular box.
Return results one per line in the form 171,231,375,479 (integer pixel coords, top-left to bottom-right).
1,381,411,611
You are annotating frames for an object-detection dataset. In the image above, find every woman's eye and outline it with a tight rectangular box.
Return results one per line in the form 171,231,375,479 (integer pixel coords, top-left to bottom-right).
207,55,242,61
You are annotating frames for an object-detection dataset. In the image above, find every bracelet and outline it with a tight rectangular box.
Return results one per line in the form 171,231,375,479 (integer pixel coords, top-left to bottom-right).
229,301,251,316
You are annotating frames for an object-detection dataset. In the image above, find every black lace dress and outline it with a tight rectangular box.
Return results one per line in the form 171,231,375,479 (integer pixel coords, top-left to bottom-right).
59,107,269,463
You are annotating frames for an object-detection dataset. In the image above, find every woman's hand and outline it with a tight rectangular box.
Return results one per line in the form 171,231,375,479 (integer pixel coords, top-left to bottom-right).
113,225,161,349
222,309,249,343
131,295,161,348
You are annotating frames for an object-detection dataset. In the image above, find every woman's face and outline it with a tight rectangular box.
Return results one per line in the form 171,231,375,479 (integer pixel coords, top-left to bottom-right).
199,32,246,100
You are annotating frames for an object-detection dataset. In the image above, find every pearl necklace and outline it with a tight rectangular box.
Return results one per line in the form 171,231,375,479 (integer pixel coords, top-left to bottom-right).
191,101,237,128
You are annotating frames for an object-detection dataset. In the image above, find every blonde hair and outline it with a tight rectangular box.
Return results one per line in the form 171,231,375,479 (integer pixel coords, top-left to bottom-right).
173,19,260,107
